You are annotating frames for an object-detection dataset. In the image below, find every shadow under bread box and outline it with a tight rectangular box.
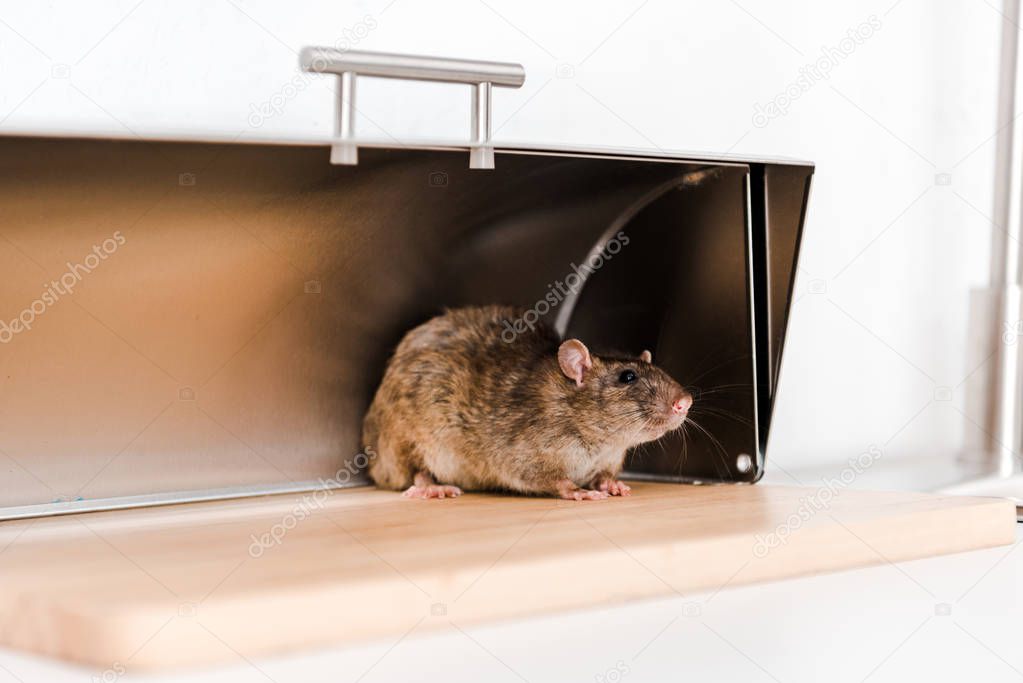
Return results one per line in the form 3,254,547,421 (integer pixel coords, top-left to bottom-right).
0,54,812,519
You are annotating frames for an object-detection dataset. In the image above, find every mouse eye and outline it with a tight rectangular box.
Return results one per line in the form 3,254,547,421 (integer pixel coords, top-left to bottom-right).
618,369,638,385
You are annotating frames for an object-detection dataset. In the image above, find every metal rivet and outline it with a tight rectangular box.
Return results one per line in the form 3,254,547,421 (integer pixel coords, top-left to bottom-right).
736,453,753,473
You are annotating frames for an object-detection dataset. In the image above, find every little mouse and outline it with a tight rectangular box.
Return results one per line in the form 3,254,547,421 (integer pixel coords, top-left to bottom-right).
362,305,693,500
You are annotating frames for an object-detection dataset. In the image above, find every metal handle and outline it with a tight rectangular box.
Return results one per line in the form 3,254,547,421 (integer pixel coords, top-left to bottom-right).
300,48,526,169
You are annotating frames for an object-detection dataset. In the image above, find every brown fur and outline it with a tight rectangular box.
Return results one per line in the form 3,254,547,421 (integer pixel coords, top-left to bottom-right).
363,305,691,497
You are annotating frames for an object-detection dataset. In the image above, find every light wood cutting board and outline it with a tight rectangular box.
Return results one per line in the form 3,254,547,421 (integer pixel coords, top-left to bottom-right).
0,483,1014,670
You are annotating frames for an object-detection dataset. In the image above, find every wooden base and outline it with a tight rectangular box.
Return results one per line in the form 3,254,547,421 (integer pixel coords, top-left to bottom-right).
0,483,1014,670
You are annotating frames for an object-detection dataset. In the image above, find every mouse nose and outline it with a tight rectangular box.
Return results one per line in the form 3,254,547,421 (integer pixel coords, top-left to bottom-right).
672,395,692,415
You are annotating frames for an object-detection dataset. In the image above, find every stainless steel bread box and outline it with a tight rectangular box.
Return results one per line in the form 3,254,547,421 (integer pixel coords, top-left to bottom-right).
0,49,813,519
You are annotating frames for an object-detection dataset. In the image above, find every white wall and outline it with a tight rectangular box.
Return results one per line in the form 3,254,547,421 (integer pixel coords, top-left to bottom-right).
0,0,1004,469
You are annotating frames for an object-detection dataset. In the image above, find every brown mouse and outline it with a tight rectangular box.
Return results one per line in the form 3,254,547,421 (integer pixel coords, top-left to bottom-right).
362,305,693,500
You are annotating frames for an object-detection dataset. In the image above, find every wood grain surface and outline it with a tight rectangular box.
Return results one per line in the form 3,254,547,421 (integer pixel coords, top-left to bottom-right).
0,483,1014,670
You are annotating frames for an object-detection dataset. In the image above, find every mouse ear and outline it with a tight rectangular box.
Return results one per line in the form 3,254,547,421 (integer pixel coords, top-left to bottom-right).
558,339,593,387
639,350,652,364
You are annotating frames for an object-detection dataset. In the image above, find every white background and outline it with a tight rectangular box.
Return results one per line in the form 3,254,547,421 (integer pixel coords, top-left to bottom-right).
0,0,1005,469
0,3,1019,678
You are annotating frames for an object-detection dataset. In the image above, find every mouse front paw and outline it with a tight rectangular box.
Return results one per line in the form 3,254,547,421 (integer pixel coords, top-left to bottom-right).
555,479,609,501
595,477,631,497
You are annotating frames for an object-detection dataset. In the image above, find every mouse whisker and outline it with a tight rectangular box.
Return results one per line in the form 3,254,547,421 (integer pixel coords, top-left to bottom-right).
688,406,754,429
684,417,733,478
690,384,753,396
678,422,690,472
682,353,751,387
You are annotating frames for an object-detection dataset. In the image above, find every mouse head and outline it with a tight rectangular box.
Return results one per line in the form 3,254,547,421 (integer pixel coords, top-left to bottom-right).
557,339,692,445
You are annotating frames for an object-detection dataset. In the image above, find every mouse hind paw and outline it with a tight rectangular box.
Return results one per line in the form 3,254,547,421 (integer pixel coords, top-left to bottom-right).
403,471,463,499
402,484,463,499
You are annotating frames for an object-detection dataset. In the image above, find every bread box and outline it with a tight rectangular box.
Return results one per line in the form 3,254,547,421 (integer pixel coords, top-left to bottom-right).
0,49,813,519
